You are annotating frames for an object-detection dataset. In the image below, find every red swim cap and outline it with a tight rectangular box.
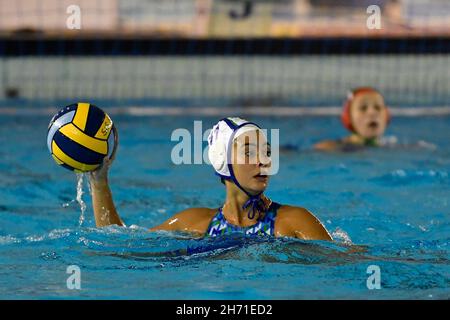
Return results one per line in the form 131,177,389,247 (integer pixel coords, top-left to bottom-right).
341,87,390,133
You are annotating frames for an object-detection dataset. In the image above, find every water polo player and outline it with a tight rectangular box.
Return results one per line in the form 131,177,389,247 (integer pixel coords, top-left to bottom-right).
89,117,332,240
314,87,390,151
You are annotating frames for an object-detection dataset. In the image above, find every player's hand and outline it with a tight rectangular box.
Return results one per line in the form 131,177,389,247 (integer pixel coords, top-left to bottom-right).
89,127,118,185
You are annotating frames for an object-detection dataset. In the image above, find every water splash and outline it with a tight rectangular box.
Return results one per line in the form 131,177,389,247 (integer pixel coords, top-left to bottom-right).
382,135,437,150
0,235,21,245
381,135,398,146
62,200,75,208
76,173,87,227
332,227,353,245
371,169,449,186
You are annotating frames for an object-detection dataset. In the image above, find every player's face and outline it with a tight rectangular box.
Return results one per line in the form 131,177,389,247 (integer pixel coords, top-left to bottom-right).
351,92,388,139
231,130,271,195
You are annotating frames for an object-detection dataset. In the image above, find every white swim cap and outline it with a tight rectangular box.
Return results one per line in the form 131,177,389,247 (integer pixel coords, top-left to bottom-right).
207,117,261,178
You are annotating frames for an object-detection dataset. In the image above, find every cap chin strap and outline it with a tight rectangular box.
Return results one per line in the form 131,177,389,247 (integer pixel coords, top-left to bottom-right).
220,118,266,220
230,169,265,220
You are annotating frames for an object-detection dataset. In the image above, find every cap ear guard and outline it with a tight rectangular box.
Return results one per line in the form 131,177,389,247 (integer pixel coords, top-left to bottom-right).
341,92,355,132
208,122,231,177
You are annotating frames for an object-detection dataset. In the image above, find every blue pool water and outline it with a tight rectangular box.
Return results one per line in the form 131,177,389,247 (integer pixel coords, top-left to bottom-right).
0,114,449,299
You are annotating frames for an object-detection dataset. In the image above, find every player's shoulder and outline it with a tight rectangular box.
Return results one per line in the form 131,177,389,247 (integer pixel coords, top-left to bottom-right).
174,207,218,232
313,139,341,151
275,205,332,240
277,205,315,221
150,207,218,235
175,207,218,221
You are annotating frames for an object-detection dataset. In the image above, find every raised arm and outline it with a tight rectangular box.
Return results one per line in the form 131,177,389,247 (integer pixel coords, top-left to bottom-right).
88,131,124,228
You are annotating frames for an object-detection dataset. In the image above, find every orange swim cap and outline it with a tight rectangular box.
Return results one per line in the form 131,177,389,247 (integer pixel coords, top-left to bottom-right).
341,87,390,133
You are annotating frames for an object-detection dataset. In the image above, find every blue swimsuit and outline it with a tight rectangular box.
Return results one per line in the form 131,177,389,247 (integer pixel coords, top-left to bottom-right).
205,202,281,237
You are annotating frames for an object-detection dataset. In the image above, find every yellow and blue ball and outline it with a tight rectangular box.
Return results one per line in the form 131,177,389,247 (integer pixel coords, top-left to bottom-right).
47,102,117,172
